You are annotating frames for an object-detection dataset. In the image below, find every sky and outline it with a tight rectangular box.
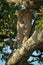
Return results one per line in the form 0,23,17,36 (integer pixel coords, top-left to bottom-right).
0,46,43,65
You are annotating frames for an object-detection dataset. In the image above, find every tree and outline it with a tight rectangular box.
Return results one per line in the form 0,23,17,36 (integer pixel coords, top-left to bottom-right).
1,0,43,65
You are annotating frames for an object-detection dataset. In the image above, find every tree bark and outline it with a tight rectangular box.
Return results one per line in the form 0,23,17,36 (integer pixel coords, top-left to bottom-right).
6,30,43,65
6,0,23,4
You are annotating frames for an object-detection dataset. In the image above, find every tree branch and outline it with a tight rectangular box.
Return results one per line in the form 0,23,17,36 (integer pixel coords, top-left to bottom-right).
6,30,43,65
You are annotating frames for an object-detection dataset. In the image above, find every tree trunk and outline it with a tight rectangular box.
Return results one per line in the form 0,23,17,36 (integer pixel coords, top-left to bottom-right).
6,30,43,65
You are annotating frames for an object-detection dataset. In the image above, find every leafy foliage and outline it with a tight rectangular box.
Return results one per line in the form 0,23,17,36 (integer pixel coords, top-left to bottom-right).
0,0,21,40
35,6,43,31
36,17,43,30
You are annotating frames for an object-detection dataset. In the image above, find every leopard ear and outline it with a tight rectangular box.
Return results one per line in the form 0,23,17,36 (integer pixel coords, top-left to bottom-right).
15,10,19,17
